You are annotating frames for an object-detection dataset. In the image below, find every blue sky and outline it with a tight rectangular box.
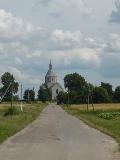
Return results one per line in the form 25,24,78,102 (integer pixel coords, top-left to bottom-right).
0,0,120,93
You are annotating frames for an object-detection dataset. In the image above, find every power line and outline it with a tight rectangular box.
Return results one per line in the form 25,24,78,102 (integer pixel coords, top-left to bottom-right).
0,83,12,102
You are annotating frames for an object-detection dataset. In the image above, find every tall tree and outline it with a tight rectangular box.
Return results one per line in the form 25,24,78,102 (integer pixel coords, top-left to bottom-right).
0,72,19,101
64,73,87,92
38,84,51,102
93,87,110,103
64,73,88,104
23,89,35,102
101,82,113,101
113,86,120,103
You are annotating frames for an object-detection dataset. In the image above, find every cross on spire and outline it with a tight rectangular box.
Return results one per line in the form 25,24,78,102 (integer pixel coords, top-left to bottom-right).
49,59,52,70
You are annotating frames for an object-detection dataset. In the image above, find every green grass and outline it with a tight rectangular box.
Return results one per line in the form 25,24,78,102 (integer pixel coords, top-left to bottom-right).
62,104,120,147
0,102,47,143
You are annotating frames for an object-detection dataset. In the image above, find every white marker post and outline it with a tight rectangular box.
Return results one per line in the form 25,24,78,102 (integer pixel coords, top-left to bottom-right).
20,84,23,112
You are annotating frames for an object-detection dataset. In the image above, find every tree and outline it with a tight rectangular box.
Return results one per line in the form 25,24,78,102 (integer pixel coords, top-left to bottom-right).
64,73,88,104
87,83,94,93
101,82,113,101
13,95,19,101
57,91,68,104
0,72,19,101
64,73,87,92
38,84,51,102
93,87,110,103
23,89,35,102
113,86,120,103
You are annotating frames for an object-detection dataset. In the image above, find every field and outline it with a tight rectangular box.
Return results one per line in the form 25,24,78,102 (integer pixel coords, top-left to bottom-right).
0,102,47,143
70,103,120,111
62,103,120,147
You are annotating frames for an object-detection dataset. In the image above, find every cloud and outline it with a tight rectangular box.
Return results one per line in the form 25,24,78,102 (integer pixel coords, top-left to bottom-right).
0,9,35,40
51,30,82,49
1,9,120,91
28,48,101,69
99,33,120,77
110,0,120,23
39,0,93,18
52,48,101,68
9,67,42,86
52,30,82,42
104,33,120,52
0,10,100,88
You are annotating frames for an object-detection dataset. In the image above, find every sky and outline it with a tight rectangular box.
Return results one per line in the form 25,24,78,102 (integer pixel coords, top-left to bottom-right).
0,0,120,94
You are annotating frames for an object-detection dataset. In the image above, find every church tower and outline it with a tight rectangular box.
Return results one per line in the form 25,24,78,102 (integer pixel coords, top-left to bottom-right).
45,60,57,87
44,61,63,100
49,60,52,70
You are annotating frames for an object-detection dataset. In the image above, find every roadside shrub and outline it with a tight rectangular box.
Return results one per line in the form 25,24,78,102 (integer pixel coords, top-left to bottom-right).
98,112,120,120
4,107,20,116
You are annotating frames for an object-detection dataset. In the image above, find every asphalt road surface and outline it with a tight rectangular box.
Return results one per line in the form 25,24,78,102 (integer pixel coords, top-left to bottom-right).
0,105,119,160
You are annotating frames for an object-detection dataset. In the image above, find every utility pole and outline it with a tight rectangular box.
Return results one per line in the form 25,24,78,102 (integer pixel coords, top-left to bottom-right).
20,84,23,111
11,83,13,109
87,93,95,112
28,89,30,103
91,94,95,111
87,83,95,111
67,89,70,108
87,94,89,111
33,87,35,101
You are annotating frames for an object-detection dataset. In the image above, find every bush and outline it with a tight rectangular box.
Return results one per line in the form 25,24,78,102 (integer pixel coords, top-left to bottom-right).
4,107,20,116
98,112,120,120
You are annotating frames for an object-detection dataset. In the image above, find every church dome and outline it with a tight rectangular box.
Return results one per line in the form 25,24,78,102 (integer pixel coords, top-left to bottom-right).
45,61,57,85
46,69,57,77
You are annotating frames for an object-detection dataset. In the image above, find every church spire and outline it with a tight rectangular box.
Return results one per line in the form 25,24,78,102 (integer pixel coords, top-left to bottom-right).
49,59,52,70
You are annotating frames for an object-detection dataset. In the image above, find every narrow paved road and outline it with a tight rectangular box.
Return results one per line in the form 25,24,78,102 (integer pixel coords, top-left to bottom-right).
0,105,119,160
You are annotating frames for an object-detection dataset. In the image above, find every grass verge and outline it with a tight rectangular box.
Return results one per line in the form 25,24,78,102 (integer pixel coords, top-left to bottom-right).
62,104,120,148
0,102,47,143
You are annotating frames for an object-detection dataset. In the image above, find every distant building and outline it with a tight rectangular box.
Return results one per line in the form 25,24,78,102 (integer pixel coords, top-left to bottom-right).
45,61,63,100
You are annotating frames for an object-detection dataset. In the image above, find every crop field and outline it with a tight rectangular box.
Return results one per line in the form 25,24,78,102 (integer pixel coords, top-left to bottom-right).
70,103,120,111
63,104,120,147
0,102,47,143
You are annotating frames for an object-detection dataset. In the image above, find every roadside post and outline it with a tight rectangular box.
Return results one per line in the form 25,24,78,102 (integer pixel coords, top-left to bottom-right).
20,84,23,112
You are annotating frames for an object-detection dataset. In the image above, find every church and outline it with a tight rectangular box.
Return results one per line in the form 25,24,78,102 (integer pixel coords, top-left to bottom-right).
44,61,63,100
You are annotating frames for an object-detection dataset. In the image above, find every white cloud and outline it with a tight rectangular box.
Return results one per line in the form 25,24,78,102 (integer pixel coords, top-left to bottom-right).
1,9,120,90
98,33,120,77
0,16,101,87
84,37,103,48
0,9,34,40
52,30,82,42
40,0,93,17
32,48,101,69
9,67,42,85
0,8,102,86
105,33,120,52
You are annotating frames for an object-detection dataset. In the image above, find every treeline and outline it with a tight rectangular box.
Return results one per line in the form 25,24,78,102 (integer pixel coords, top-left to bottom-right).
23,84,52,102
0,72,51,102
57,73,120,104
1,72,120,104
